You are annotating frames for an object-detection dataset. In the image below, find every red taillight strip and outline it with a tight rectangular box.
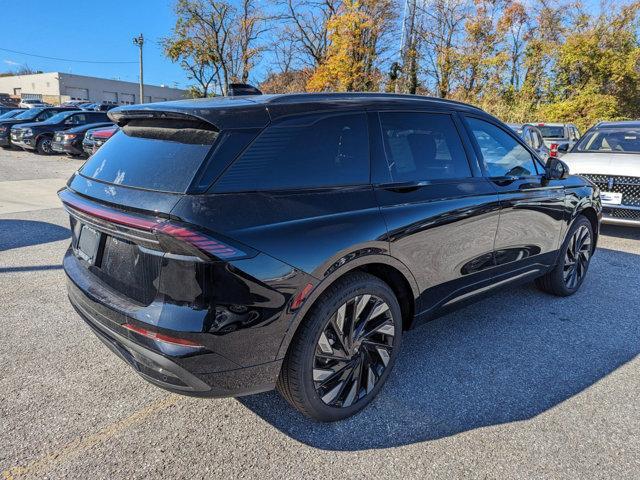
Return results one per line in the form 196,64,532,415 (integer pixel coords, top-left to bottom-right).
59,190,248,259
59,189,161,231
123,323,203,348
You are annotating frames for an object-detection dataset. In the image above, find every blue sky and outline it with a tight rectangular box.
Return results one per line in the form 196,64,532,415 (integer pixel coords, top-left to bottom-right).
0,0,612,91
0,0,191,89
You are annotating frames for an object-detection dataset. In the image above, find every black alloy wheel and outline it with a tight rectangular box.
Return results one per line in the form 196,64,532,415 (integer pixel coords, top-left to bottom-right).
313,294,395,408
36,137,53,155
278,272,402,421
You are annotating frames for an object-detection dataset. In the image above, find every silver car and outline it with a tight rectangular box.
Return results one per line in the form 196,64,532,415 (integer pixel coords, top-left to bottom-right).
532,122,581,157
562,121,640,226
507,123,551,159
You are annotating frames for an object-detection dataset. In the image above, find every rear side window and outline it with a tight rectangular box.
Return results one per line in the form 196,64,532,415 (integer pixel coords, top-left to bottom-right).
213,113,369,192
466,117,539,177
80,119,217,193
378,112,471,182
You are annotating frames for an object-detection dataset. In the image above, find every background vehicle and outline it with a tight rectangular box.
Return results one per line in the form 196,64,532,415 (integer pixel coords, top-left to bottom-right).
81,124,118,156
533,122,581,157
0,106,75,149
51,121,114,156
60,93,600,422
18,99,50,109
563,120,640,226
0,108,27,120
11,110,109,154
508,123,551,159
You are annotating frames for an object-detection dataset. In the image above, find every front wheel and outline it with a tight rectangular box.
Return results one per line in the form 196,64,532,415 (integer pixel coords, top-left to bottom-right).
277,272,402,421
535,216,594,296
36,136,53,155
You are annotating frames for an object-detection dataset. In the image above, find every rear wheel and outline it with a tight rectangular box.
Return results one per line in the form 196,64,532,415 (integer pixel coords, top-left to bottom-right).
36,136,53,155
535,216,594,296
277,272,402,421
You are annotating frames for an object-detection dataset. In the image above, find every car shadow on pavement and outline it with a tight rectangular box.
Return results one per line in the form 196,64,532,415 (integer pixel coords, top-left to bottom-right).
239,247,640,450
0,219,70,251
600,224,640,241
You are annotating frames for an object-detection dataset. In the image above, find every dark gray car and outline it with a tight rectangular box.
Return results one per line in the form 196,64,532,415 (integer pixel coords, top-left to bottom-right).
508,124,551,159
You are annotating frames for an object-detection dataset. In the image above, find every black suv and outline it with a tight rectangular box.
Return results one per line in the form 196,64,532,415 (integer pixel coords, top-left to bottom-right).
51,121,114,157
60,93,601,421
11,110,109,154
0,107,76,149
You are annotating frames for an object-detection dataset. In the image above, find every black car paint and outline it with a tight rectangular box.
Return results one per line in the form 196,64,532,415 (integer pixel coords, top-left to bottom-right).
51,121,114,156
0,107,76,147
11,111,109,151
60,93,602,398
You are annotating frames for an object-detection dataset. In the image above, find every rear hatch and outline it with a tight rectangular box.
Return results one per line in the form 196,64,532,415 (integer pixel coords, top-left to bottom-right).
61,102,269,312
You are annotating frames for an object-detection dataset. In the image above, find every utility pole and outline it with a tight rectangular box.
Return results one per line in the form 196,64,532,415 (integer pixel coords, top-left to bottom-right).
133,33,144,103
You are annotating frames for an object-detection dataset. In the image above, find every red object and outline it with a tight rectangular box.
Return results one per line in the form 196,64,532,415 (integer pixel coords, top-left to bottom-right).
123,323,203,348
59,190,245,259
92,126,117,139
291,283,314,310
550,143,559,157
537,123,545,127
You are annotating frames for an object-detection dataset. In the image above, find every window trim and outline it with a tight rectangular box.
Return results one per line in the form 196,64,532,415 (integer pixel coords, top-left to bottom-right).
210,111,372,194
372,109,479,186
462,114,546,179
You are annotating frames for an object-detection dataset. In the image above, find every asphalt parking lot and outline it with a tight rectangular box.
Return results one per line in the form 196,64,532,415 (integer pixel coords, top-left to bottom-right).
1,148,639,479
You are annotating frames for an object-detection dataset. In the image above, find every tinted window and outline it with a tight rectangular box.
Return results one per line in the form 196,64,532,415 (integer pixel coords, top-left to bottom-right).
80,126,216,193
14,109,41,120
467,117,538,177
378,112,471,182
538,125,565,138
214,113,369,192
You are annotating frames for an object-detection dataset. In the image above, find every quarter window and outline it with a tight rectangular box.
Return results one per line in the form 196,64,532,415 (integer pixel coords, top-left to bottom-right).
214,113,369,192
378,112,471,182
466,117,539,177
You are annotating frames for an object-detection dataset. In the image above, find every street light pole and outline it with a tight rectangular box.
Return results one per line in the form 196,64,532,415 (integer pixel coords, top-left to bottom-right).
133,33,144,103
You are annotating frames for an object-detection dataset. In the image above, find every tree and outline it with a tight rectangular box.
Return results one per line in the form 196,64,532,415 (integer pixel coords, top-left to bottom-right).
307,0,395,92
163,0,268,96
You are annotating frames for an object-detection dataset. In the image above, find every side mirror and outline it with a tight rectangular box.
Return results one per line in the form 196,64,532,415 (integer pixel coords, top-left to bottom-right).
557,143,569,153
545,157,570,180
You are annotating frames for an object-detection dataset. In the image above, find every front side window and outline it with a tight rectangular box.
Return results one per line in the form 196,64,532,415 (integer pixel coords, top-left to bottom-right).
466,117,539,177
214,112,369,192
378,112,471,182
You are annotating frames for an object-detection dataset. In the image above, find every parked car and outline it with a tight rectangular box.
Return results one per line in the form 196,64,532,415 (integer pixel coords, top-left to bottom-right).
507,123,551,159
18,99,50,109
59,92,601,421
0,106,21,116
0,109,27,120
90,102,119,112
0,107,76,149
11,110,109,154
51,121,114,157
562,120,640,226
82,124,118,156
532,122,581,157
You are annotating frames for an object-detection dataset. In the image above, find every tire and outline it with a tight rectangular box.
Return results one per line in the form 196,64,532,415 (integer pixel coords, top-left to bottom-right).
36,136,53,155
535,215,594,296
277,272,403,422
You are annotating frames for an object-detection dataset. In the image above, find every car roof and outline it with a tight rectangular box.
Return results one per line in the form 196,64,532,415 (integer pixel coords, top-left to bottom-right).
110,92,489,130
595,120,640,128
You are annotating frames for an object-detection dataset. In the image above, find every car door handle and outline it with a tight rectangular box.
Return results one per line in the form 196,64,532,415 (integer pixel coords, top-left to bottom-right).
378,181,429,192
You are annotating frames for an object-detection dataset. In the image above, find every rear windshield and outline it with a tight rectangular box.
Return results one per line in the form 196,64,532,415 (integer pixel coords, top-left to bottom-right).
79,119,217,193
574,128,640,153
538,126,565,138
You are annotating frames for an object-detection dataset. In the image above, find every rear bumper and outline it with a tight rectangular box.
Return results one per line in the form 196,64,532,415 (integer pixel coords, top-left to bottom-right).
65,254,283,398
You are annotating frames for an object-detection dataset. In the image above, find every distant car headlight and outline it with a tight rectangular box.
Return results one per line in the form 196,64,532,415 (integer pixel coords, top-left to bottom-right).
22,128,33,137
63,133,78,140
0,126,6,134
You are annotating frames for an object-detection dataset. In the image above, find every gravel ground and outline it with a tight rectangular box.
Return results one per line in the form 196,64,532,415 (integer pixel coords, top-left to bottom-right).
1,149,638,479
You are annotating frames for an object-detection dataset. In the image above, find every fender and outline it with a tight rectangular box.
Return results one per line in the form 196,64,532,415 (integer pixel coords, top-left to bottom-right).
275,252,420,360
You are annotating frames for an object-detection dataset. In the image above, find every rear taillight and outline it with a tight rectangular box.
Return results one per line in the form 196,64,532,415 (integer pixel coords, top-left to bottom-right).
550,143,558,157
59,190,253,260
123,323,203,348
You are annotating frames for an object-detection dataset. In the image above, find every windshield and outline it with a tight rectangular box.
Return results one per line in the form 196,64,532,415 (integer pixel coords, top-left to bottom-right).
45,111,74,123
0,110,20,119
538,126,565,138
574,128,640,153
14,109,42,120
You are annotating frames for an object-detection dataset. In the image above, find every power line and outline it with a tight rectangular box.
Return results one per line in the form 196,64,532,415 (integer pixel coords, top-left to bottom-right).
0,47,137,64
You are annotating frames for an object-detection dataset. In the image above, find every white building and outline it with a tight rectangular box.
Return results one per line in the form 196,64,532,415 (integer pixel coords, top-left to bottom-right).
0,72,187,105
